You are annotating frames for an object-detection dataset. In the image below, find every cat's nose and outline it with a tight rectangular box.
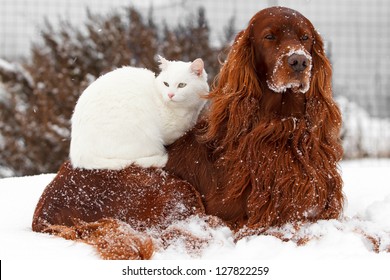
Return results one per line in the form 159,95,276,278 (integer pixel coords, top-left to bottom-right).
168,93,175,99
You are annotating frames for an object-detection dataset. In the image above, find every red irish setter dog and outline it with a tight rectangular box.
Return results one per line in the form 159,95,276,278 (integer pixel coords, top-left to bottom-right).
166,6,344,229
32,7,344,259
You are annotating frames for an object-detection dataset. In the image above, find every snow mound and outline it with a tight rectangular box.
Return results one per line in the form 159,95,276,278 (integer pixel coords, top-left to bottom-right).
0,159,389,260
337,96,390,158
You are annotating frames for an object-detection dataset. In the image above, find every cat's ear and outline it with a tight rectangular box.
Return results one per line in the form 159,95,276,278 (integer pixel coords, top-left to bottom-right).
190,58,204,77
158,55,169,71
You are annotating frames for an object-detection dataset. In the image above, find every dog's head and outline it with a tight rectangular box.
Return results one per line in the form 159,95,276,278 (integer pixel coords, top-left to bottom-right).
206,6,339,148
250,7,316,94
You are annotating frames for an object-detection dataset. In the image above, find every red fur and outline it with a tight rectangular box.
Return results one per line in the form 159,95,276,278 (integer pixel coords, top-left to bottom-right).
165,7,344,230
46,219,155,260
32,161,205,259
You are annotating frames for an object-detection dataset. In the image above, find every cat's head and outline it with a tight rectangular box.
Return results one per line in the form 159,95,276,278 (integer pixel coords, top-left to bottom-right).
155,56,209,107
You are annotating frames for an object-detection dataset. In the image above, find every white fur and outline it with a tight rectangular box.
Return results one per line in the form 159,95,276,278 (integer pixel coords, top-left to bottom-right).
70,57,209,170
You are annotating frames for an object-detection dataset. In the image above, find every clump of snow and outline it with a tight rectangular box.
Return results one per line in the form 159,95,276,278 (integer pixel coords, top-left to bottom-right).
363,195,390,231
0,164,14,178
0,58,34,87
0,58,16,73
337,96,390,158
0,82,7,101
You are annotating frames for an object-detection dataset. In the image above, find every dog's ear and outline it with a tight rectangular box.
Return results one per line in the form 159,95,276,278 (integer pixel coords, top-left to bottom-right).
305,28,343,162
309,29,332,100
204,24,262,147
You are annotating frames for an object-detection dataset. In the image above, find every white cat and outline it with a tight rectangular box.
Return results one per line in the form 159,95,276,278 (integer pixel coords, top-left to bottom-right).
69,56,209,170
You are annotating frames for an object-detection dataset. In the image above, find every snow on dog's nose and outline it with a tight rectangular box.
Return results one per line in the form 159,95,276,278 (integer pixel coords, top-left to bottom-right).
288,53,309,72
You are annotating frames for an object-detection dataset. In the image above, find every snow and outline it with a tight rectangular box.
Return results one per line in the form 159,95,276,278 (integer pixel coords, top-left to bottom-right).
337,96,390,158
0,159,389,280
0,58,35,88
0,58,16,73
0,159,389,262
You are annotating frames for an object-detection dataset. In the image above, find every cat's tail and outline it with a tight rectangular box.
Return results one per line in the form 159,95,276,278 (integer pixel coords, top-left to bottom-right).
43,218,154,260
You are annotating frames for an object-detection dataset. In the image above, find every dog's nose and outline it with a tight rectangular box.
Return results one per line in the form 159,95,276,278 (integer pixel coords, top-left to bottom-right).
288,54,309,72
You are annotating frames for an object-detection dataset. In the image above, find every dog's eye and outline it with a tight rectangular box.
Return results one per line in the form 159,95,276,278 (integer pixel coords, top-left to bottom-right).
177,83,187,88
264,34,276,40
301,35,309,41
163,82,169,87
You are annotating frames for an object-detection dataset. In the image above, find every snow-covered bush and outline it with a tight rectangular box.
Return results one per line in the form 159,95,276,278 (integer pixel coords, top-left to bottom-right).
337,96,390,158
0,6,234,177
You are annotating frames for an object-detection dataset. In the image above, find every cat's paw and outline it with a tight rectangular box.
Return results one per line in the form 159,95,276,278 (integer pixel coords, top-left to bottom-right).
135,154,168,168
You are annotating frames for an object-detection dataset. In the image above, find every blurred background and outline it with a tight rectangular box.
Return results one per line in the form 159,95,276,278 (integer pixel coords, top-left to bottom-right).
0,0,389,177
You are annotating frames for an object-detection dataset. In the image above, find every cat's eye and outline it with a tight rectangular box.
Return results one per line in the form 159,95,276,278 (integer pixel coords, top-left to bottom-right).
177,83,187,88
163,82,169,87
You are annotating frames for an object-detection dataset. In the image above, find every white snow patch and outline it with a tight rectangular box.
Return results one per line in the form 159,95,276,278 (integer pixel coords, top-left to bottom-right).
0,58,16,72
0,159,389,261
337,96,390,158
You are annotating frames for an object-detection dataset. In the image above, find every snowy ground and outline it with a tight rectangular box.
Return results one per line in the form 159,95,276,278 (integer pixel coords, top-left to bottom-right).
1,159,390,278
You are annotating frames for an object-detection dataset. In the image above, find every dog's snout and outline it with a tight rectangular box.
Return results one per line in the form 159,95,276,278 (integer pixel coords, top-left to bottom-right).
288,54,309,72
